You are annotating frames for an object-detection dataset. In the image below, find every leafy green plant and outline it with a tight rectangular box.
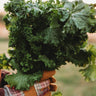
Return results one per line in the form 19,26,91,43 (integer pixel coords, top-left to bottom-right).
0,54,11,69
52,91,62,96
3,0,96,90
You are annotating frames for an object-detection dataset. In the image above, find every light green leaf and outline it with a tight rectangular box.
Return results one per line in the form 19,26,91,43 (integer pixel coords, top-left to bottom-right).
80,65,96,81
52,91,62,96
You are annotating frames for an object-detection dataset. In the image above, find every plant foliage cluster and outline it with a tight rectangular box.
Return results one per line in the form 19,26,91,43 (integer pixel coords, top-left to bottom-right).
1,0,96,90
0,54,11,69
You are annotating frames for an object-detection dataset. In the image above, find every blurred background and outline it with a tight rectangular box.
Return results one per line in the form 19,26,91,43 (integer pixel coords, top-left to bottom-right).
0,0,96,96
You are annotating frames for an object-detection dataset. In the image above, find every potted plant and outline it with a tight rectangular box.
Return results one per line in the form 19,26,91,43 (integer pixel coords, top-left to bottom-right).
2,0,96,91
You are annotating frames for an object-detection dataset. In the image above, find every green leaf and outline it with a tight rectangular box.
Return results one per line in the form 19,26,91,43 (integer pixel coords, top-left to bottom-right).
80,65,96,81
70,49,90,67
0,54,11,69
87,45,96,57
43,27,61,46
62,1,90,31
5,71,43,90
52,91,62,96
39,55,56,69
